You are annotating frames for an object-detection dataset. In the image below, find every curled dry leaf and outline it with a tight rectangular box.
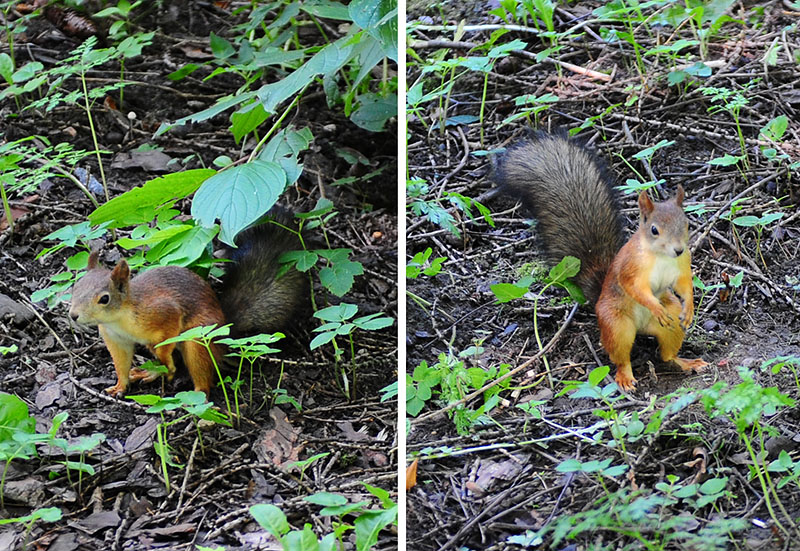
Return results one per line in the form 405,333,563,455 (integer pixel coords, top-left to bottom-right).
406,458,418,490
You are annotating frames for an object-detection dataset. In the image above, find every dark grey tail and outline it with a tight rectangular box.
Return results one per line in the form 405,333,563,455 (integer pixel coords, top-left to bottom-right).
220,209,307,335
494,131,624,303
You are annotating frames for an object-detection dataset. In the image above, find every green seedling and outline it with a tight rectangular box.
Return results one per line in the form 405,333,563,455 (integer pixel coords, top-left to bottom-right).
492,256,585,387
407,351,510,435
286,452,330,484
217,332,286,413
310,303,394,399
128,391,231,492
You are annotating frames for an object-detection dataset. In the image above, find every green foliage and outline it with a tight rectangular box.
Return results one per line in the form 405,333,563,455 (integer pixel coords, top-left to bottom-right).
310,304,394,399
407,179,494,238
406,247,446,279
128,390,231,492
158,0,397,136
251,483,396,551
310,303,394,350
509,486,746,550
407,351,511,435
0,393,37,463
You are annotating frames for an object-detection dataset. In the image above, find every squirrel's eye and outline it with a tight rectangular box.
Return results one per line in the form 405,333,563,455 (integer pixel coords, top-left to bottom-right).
98,294,110,305
650,225,659,236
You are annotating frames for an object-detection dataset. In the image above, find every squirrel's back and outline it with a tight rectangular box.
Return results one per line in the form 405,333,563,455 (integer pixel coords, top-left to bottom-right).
220,209,307,335
494,131,624,302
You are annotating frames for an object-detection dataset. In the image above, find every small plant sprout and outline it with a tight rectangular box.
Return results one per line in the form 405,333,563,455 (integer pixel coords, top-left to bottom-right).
128,391,231,492
155,324,233,414
731,211,784,269
287,452,331,484
217,332,286,413
492,256,585,388
311,303,394,399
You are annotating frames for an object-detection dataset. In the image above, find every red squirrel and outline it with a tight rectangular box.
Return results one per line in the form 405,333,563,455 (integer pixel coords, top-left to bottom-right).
495,131,708,390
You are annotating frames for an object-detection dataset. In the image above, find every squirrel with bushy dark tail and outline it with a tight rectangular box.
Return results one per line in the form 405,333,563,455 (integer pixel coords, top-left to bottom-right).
68,210,306,397
494,131,708,390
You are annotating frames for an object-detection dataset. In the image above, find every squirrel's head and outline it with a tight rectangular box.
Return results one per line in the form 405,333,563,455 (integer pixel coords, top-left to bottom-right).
638,185,689,258
68,251,131,326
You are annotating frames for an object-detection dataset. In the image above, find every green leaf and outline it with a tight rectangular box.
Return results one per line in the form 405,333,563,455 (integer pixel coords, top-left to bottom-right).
283,524,319,551
89,169,215,228
699,477,728,495
282,250,319,272
588,365,610,387
760,115,788,141
304,492,348,506
191,160,287,245
250,504,290,538
0,53,13,83
350,93,396,132
256,37,355,114
12,62,44,84
317,252,364,297
209,32,235,60
708,154,743,166
354,506,397,551
231,102,270,144
315,303,359,322
300,1,351,20
491,282,529,303
319,501,370,516
310,332,337,350
548,256,580,282
167,63,200,81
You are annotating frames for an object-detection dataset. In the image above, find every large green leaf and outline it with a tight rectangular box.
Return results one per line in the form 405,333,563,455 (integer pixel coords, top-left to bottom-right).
354,507,397,551
256,37,355,114
191,160,286,245
351,94,396,132
88,169,215,228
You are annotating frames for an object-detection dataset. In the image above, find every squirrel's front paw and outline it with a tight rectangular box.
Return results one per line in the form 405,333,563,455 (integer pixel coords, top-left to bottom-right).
653,306,673,327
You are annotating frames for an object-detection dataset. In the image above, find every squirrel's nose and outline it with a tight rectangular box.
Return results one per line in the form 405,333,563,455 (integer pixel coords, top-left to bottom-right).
674,247,684,257
69,312,78,321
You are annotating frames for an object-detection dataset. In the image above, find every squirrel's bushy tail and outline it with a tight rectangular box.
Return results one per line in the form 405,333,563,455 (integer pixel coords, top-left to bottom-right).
220,209,307,335
494,131,624,303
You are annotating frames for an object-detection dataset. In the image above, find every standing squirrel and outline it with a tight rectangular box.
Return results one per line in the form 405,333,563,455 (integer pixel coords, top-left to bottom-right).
495,131,708,390
68,212,306,397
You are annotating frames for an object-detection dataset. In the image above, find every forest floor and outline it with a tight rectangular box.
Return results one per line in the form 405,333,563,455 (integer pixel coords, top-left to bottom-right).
406,1,800,550
0,2,397,550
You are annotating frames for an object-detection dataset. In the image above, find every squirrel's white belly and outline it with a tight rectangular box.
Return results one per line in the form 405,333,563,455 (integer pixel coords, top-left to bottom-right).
649,254,681,296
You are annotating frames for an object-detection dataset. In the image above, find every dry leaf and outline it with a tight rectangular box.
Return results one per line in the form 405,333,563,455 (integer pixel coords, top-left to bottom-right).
406,458,418,490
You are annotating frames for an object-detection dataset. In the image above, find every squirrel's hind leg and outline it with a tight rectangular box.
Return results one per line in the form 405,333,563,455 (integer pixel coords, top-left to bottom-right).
179,341,216,396
131,342,178,383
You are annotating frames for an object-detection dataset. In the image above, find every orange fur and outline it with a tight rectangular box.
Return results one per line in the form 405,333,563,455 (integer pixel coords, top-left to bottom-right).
596,187,707,390
69,253,225,397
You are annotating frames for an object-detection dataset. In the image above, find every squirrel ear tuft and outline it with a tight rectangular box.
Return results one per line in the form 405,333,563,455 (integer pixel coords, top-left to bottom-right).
87,251,100,269
638,191,654,218
110,259,131,291
675,184,685,206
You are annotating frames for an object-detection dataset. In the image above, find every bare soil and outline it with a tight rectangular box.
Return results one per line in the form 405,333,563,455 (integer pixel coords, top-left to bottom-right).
406,2,800,550
0,3,397,550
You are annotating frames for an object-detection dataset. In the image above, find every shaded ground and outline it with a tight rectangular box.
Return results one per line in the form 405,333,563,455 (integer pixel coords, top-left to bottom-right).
406,2,800,550
0,3,397,550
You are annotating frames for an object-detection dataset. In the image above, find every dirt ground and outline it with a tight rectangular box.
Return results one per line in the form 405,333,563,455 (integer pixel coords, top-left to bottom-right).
0,3,397,550
406,2,800,550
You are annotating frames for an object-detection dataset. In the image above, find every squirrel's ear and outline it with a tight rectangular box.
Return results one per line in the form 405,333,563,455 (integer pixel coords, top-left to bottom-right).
110,259,130,293
638,191,654,218
87,251,100,270
675,184,685,207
